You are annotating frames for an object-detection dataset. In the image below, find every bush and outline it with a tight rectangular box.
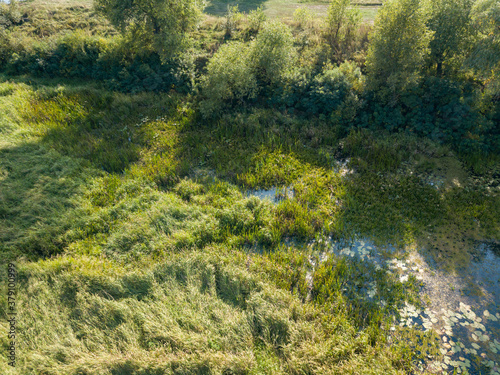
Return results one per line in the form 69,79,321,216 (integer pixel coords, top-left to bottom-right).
198,41,257,118
224,5,243,37
293,8,313,29
247,6,266,34
251,21,296,85
272,65,358,119
1,31,194,93
48,31,108,78
0,1,22,29
0,29,12,66
358,77,494,151
304,67,354,115
365,0,433,100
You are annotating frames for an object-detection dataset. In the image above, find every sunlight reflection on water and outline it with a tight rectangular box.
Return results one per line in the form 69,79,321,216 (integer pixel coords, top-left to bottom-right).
303,236,500,374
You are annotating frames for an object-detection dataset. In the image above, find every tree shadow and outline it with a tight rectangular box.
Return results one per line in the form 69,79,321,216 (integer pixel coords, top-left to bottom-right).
0,140,93,262
0,77,160,261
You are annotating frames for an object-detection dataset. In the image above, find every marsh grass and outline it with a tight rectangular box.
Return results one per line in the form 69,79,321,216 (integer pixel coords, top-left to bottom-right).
0,74,498,373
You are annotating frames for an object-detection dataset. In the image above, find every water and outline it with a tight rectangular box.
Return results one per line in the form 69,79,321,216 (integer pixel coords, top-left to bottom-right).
246,160,499,373
312,238,500,374
247,186,294,204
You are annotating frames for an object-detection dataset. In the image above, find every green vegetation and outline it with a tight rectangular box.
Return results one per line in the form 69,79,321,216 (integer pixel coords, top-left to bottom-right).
94,0,203,58
0,0,499,373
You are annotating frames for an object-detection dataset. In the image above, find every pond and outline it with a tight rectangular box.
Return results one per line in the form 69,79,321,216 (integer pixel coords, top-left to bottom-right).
312,237,500,374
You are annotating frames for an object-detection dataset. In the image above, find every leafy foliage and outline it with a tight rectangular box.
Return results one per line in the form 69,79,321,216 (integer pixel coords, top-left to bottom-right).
427,0,474,76
1,31,194,93
94,0,203,59
324,0,361,60
465,0,500,78
358,77,495,152
247,6,267,33
293,7,313,29
251,21,296,85
366,0,433,101
275,64,358,118
198,41,257,117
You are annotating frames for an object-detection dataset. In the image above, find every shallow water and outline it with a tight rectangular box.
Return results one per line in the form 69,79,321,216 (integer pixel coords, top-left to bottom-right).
320,238,500,374
247,162,499,373
247,186,294,204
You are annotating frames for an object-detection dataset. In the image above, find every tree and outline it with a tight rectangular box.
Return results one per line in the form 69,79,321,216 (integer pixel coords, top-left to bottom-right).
365,0,433,101
94,0,203,58
427,0,474,76
465,0,500,79
324,0,361,60
251,21,296,85
199,41,257,118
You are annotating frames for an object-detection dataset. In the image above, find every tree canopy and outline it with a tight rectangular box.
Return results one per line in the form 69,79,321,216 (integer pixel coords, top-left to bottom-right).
427,0,474,76
465,0,500,78
94,0,204,58
365,0,433,101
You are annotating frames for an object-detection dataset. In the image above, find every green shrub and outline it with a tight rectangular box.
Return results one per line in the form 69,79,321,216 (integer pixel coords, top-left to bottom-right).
198,41,257,118
251,21,296,85
1,31,194,94
271,65,358,119
365,0,433,100
0,29,12,66
224,5,243,37
293,7,313,29
358,77,494,152
0,1,22,29
50,31,108,78
247,6,267,34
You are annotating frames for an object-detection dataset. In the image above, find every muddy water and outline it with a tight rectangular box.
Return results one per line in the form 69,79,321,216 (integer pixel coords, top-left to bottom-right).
317,238,500,374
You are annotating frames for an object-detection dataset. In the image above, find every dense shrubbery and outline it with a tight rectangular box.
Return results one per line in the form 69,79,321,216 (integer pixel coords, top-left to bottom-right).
198,41,257,117
358,77,496,152
198,21,296,117
274,63,360,117
0,31,194,93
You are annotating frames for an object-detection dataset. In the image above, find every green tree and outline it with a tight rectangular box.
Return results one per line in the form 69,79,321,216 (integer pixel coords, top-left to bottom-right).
251,21,296,85
199,41,258,118
247,6,267,33
465,0,500,78
365,0,433,101
324,0,361,60
94,0,203,58
427,0,474,76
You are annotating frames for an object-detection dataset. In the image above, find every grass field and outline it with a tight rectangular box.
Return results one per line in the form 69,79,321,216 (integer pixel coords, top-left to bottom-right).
204,0,380,20
0,72,498,373
1,0,499,373
14,0,380,21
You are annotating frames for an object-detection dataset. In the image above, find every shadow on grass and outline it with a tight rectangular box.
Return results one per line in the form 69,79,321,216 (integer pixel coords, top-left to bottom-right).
3,76,499,273
0,141,93,262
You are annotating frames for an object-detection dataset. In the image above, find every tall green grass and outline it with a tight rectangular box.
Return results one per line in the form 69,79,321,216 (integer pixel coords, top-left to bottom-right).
0,76,498,373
